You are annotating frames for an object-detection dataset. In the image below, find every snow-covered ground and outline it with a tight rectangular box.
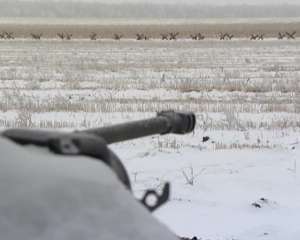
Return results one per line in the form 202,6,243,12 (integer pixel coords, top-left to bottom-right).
113,141,300,239
0,39,299,239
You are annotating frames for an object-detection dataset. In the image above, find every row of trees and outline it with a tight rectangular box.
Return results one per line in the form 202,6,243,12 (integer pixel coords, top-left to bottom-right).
1,31,297,40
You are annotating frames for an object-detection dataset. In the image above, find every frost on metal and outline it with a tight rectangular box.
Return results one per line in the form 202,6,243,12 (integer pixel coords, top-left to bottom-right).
0,137,177,240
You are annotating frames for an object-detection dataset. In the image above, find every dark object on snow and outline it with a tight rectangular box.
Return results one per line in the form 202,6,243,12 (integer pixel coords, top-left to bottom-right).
250,33,258,40
260,197,268,203
219,32,233,40
113,33,123,40
286,31,296,39
161,33,169,40
252,202,262,208
278,32,286,39
1,31,14,39
57,32,72,40
57,32,65,39
89,32,97,40
190,33,205,40
0,111,196,240
30,33,43,40
169,32,179,40
136,33,150,40
202,136,210,142
180,237,199,240
250,33,264,40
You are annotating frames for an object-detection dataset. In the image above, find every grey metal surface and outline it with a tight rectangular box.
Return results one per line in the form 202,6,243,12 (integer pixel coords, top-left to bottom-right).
0,137,177,240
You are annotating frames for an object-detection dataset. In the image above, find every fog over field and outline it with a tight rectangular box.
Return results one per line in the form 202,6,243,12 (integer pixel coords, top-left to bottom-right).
5,0,300,4
1,1,300,18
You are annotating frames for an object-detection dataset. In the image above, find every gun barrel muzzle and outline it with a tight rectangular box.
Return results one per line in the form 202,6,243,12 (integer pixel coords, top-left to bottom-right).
83,111,196,144
157,111,196,135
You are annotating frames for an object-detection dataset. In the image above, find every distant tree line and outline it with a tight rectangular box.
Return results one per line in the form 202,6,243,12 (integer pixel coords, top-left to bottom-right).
0,1,300,18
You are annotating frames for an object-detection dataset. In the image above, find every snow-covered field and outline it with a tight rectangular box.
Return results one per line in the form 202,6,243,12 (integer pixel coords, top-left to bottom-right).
0,39,299,239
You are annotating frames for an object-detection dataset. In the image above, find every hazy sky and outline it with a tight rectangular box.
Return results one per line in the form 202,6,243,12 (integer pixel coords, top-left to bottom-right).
15,0,300,4
109,0,300,3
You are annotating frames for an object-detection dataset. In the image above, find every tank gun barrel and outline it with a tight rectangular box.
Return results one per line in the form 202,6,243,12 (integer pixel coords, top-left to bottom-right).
2,111,195,146
83,111,196,144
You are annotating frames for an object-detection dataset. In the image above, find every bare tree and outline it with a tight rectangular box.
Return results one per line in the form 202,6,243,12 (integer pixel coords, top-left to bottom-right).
89,32,97,40
169,32,179,40
0,32,5,39
30,33,42,40
113,34,123,40
278,32,285,39
286,31,296,39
